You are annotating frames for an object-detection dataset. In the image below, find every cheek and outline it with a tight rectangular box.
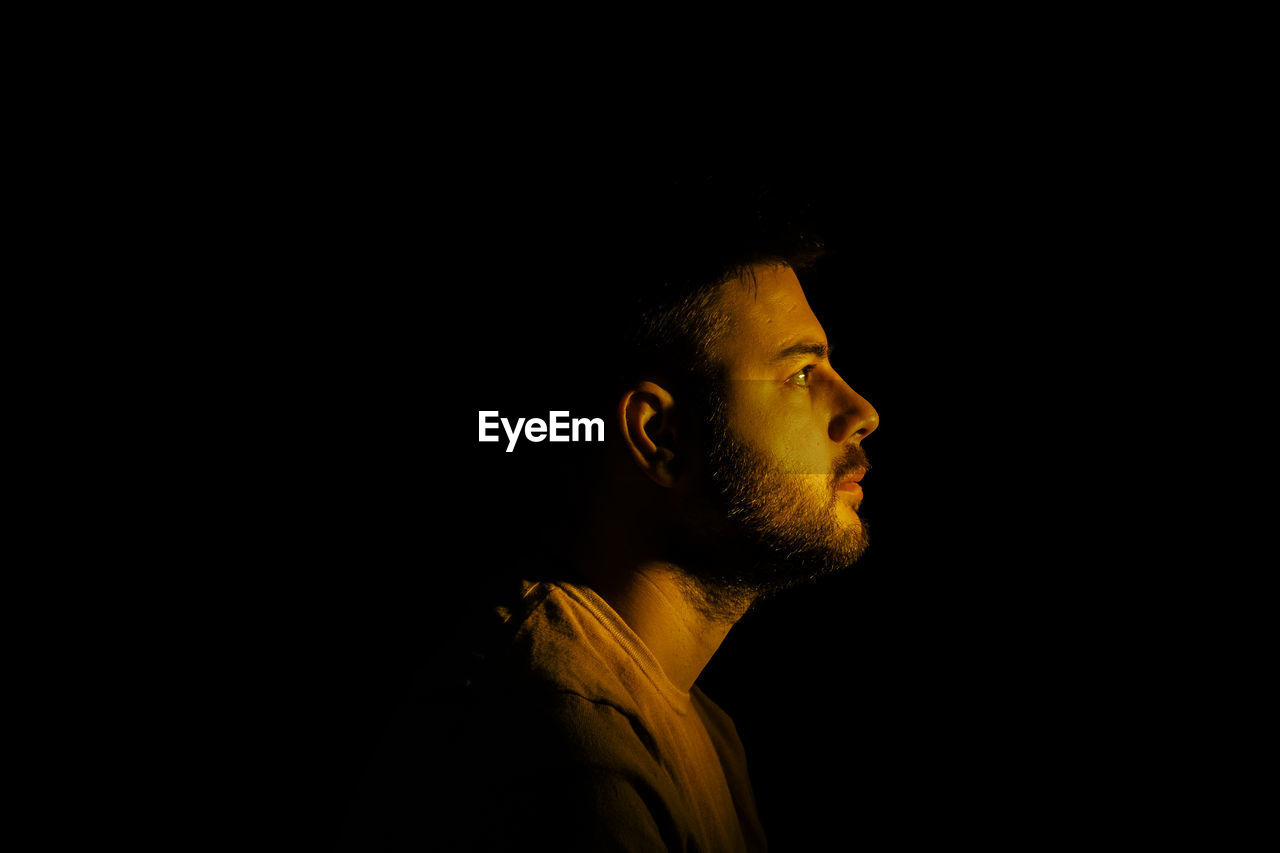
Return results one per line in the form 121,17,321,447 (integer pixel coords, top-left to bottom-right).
775,408,834,469
727,387,834,473
758,418,835,475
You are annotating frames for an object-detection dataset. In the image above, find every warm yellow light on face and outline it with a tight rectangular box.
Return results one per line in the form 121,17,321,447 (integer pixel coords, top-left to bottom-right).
712,264,878,482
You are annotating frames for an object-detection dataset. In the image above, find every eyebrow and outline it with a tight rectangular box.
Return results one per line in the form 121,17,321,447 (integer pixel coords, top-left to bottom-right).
770,341,832,364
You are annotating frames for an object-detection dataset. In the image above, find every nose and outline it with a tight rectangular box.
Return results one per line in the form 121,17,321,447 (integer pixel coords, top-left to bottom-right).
828,375,879,445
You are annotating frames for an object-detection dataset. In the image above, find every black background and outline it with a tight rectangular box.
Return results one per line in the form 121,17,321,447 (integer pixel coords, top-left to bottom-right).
211,157,1122,849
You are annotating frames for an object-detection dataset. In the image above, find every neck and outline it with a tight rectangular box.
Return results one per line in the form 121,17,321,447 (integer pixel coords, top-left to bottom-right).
583,561,752,693
572,499,755,692
566,456,760,692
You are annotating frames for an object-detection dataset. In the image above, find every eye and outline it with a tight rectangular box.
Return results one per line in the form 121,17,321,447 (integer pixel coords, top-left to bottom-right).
788,365,817,389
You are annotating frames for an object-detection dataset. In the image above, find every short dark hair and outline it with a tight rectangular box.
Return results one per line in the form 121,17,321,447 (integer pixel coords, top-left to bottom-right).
489,171,827,424
592,173,827,405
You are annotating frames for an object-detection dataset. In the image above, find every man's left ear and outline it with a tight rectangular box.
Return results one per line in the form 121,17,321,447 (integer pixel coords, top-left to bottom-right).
617,380,682,488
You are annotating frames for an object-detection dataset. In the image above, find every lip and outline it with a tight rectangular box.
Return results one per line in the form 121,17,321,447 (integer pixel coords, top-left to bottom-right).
836,482,863,502
835,468,867,491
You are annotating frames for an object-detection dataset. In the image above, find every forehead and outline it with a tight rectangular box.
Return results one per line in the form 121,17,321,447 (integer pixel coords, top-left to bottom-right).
714,264,827,375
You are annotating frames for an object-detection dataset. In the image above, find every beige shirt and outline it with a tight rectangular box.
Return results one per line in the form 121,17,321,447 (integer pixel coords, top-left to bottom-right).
495,580,768,852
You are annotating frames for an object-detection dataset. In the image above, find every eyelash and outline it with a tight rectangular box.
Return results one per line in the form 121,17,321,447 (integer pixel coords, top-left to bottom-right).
789,364,818,388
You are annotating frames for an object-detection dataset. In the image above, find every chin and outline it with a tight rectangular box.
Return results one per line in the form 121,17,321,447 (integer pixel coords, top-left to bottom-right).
835,501,863,526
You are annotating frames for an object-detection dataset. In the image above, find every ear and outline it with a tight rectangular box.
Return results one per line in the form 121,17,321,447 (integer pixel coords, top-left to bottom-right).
617,380,680,487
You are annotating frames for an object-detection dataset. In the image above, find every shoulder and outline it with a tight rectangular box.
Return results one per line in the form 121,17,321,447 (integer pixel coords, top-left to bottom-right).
347,580,696,849
498,582,655,713
518,689,665,774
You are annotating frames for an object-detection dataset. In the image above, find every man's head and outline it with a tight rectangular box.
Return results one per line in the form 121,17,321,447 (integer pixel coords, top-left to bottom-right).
614,262,879,601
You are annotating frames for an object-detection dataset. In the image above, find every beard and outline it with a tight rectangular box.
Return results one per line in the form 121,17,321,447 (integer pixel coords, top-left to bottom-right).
672,385,871,607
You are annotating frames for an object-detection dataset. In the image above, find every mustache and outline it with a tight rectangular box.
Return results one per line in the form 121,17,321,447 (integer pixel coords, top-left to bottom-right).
833,445,870,482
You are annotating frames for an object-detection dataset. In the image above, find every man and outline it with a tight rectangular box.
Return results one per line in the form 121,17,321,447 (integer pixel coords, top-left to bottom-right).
345,178,878,850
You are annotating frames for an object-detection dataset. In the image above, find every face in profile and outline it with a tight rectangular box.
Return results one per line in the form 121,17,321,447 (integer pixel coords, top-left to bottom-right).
682,264,880,595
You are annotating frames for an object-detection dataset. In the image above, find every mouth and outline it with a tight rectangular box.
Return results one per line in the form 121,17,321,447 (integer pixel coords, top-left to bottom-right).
835,470,865,509
834,468,867,493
